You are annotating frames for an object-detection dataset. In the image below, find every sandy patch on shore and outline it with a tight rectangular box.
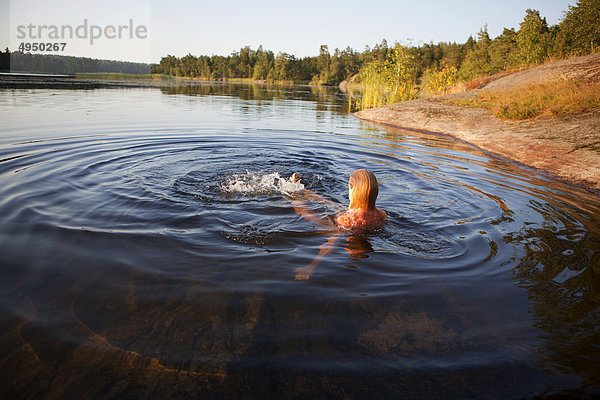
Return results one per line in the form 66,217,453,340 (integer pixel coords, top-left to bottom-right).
354,53,600,192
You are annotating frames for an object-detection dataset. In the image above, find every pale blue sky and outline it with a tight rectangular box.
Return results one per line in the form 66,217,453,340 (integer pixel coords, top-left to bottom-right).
2,0,574,63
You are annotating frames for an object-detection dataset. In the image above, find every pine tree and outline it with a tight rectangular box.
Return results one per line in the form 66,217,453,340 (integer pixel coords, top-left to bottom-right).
557,0,600,55
517,9,550,65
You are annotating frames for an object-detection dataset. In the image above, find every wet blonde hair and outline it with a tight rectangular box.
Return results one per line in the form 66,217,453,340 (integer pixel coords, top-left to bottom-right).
348,169,379,210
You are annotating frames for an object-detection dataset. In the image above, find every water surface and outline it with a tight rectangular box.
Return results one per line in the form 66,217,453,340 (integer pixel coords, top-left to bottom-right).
1,82,599,398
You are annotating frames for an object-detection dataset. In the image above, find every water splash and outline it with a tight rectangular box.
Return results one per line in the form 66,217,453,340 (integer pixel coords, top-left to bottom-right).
221,171,305,197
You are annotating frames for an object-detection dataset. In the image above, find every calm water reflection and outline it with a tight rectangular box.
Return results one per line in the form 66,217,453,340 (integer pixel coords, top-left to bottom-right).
0,82,599,398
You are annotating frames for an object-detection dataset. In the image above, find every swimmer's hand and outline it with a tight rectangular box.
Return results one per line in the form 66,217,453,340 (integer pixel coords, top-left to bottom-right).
294,264,315,280
290,173,300,183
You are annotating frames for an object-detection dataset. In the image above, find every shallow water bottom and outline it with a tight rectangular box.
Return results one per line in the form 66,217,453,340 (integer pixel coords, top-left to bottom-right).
0,291,586,399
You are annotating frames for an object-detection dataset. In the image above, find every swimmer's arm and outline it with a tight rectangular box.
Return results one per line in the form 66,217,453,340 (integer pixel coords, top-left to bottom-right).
294,234,339,280
291,189,340,229
301,190,334,206
290,181,343,280
291,197,323,226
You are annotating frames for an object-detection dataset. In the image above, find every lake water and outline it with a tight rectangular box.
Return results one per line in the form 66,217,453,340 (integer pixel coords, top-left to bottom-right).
1,82,599,399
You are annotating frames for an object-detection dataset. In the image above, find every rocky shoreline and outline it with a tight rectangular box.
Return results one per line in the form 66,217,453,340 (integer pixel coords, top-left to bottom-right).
354,53,600,193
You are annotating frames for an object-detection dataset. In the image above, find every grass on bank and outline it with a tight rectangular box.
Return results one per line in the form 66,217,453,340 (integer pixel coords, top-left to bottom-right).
450,80,600,120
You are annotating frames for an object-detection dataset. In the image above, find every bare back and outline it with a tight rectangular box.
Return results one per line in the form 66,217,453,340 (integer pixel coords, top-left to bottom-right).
336,207,386,231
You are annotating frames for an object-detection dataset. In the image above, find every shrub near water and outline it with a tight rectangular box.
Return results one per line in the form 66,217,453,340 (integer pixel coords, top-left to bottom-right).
351,43,418,110
457,80,600,119
427,64,459,95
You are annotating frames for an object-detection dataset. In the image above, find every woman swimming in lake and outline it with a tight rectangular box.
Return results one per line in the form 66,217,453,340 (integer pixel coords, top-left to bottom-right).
336,169,387,231
291,169,386,279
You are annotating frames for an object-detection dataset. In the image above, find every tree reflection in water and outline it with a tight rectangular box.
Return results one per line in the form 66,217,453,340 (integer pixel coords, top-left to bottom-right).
506,198,600,385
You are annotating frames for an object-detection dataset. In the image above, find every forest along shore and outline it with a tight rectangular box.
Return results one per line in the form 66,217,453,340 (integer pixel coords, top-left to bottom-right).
354,53,600,192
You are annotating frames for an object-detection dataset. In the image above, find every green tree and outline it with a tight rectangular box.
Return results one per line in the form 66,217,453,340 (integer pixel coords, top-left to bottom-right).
339,46,361,80
490,28,520,71
0,48,10,72
517,9,550,65
327,48,344,85
556,0,600,55
313,44,332,83
196,56,211,79
153,55,178,75
180,53,198,77
271,52,297,81
229,46,256,77
297,56,318,81
211,55,228,79
459,26,493,79
252,46,274,80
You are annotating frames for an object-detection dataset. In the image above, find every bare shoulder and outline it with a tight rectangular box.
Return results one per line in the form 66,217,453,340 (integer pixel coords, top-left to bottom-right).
336,212,352,227
336,208,386,230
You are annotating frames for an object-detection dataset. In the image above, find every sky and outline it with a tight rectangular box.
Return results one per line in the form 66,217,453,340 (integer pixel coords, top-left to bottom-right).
1,0,575,64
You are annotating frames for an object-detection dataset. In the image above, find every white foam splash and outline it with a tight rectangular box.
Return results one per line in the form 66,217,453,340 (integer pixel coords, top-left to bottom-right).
221,171,305,196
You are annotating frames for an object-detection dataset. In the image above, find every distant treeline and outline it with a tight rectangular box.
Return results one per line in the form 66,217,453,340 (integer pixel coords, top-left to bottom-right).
0,50,8,72
151,0,598,86
0,50,151,74
151,45,358,85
